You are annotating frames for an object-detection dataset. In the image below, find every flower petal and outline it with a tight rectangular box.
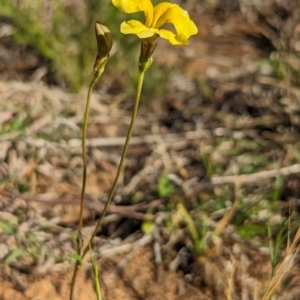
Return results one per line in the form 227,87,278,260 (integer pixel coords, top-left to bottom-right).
152,3,197,41
121,20,156,39
112,0,154,26
151,3,173,29
153,28,187,45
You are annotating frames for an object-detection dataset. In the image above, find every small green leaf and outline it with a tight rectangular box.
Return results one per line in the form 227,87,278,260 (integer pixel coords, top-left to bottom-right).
69,253,83,265
0,221,15,234
237,225,267,239
177,203,199,243
4,248,25,264
158,173,173,198
141,221,154,234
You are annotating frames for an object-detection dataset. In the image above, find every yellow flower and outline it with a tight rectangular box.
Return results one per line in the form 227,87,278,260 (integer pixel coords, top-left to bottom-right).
112,0,198,45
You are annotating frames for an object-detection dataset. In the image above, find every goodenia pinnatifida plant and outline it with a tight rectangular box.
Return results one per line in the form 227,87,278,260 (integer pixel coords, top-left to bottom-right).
70,1,197,299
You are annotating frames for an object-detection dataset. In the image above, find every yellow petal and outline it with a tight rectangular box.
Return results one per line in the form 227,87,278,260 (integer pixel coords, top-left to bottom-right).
121,20,156,39
152,3,197,40
112,0,154,27
151,3,173,29
153,28,187,45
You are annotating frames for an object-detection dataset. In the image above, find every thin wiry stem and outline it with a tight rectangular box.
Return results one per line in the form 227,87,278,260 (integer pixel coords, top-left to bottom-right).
70,71,101,300
82,70,145,257
79,76,98,232
69,259,81,300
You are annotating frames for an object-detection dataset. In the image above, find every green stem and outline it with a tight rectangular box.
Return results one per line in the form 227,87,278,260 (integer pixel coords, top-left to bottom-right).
82,70,145,257
89,242,102,300
70,71,102,300
79,76,98,232
69,260,81,300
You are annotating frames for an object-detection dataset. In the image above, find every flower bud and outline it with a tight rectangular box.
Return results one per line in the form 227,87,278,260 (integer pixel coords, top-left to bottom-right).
138,39,156,72
94,22,113,76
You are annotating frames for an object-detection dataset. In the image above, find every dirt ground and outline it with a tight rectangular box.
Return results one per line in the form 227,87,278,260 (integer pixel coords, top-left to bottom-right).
1,1,300,299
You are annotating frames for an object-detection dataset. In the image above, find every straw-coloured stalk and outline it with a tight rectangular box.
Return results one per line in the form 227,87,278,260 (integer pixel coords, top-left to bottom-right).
70,22,112,300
